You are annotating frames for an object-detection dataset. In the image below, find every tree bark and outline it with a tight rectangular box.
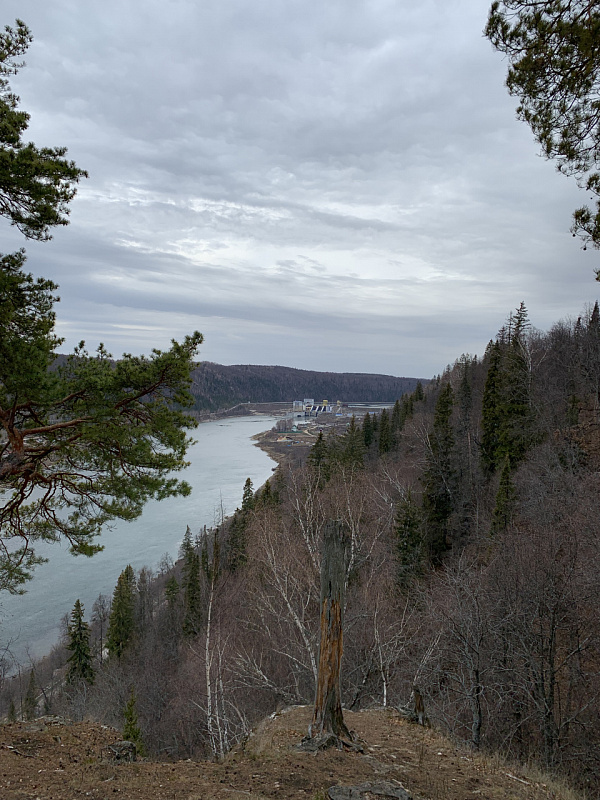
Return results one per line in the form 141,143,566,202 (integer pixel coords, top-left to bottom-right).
310,520,351,740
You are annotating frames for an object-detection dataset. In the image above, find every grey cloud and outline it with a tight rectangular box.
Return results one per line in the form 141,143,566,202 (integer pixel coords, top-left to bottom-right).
0,0,597,379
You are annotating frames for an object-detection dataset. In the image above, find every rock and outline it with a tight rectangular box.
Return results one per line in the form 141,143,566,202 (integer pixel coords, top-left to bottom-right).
107,740,137,762
328,780,412,799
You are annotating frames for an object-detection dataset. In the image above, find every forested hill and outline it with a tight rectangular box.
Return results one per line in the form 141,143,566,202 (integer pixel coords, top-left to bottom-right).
190,362,423,411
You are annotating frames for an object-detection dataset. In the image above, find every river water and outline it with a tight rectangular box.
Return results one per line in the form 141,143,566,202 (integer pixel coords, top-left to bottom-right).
0,415,276,664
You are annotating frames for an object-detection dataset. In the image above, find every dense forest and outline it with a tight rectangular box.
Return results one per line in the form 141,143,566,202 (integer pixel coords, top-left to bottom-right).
4,301,600,794
189,363,423,411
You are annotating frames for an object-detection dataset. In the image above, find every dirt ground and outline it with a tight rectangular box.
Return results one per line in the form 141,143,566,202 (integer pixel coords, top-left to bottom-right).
0,706,578,800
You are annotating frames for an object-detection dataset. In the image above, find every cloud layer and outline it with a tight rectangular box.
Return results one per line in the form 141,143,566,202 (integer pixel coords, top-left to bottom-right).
1,0,597,376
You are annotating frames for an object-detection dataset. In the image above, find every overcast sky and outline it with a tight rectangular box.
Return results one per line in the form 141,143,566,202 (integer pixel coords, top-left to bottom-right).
1,0,597,378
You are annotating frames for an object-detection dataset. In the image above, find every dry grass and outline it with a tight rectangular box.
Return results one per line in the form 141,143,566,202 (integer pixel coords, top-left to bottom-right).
0,707,587,800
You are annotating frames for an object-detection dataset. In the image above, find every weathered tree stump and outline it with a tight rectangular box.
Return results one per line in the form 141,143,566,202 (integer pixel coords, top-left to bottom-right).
306,520,353,748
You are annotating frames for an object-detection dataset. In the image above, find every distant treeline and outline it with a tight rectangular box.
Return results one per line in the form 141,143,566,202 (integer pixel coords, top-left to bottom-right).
189,363,424,411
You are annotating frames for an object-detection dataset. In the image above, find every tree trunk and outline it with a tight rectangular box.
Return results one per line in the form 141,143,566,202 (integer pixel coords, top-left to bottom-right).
310,520,351,740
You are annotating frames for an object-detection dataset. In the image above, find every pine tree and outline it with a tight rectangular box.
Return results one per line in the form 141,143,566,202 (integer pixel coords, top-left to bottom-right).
122,687,147,756
106,565,136,659
66,599,94,685
422,383,456,562
414,381,424,402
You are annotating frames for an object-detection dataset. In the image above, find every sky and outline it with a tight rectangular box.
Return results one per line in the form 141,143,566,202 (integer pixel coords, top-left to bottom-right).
1,0,597,378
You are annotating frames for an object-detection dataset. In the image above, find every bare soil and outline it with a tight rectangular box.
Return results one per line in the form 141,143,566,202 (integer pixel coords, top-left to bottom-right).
0,706,577,800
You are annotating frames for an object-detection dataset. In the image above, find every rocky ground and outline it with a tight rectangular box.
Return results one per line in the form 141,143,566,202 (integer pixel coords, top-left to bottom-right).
0,706,579,800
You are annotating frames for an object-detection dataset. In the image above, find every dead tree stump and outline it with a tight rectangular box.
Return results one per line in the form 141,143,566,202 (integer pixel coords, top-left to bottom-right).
309,520,352,745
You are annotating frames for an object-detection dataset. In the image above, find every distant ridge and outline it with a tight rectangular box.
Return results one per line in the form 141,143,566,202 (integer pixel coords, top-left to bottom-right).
190,362,425,412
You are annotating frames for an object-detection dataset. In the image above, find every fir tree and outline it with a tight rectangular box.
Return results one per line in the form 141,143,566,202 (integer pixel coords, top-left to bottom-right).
181,527,202,637
66,599,94,685
391,400,402,432
362,412,374,447
490,458,517,535
308,431,331,484
395,490,423,589
481,340,504,476
498,302,535,466
23,669,37,720
106,565,136,659
339,415,365,470
165,575,180,609
378,408,392,455
422,383,456,562
122,687,147,756
414,381,424,402
241,477,255,511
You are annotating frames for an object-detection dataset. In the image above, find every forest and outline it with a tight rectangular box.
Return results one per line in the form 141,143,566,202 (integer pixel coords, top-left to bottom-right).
188,362,422,412
3,300,599,794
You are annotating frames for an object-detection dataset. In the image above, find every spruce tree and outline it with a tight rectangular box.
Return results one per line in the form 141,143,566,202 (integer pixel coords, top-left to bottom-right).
339,415,365,470
165,575,180,609
362,412,374,448
391,400,402,433
122,687,146,756
395,490,423,589
241,477,255,511
422,383,456,561
481,340,504,476
23,669,37,720
181,527,202,637
106,565,136,659
414,381,424,402
66,599,94,685
378,408,392,455
498,302,535,466
490,458,517,535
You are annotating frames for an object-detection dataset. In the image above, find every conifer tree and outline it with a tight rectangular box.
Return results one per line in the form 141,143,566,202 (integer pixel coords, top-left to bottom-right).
23,669,37,720
378,408,392,455
395,490,423,589
106,565,136,659
66,599,94,685
414,381,424,401
362,412,374,448
339,415,365,470
422,383,456,561
181,527,202,637
400,394,413,427
122,687,146,756
7,698,16,722
241,477,254,511
498,302,535,466
481,340,504,476
165,575,180,609
308,431,331,484
391,400,402,433
490,458,517,535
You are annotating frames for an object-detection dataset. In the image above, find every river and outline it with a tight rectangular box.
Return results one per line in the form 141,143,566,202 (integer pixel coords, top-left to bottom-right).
0,415,277,665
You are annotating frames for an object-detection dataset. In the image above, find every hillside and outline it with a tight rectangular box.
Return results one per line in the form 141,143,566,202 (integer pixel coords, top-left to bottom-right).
189,363,423,411
0,706,577,800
